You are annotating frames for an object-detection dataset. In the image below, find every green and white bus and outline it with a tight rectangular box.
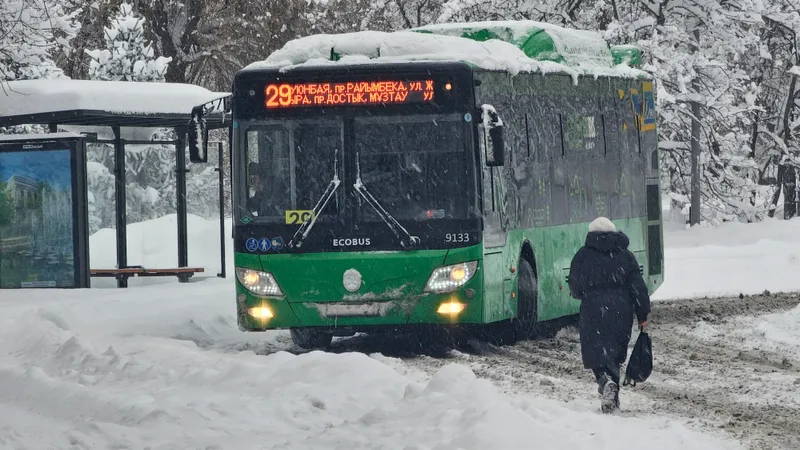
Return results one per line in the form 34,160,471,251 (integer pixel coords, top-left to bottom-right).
189,21,664,349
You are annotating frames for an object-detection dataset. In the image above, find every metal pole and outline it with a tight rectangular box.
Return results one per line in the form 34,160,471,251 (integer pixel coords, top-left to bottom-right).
216,141,226,278
113,126,128,288
175,126,189,279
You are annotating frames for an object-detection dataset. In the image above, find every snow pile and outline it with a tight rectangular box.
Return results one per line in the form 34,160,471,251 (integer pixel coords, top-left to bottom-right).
653,217,800,300
248,29,647,81
0,280,739,449
0,79,228,117
88,214,233,287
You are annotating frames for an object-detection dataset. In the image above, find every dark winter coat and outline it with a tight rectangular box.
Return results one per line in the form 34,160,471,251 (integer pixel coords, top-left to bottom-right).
568,231,651,369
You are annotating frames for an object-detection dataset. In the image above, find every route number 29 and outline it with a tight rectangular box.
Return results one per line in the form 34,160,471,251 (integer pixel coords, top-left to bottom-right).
285,210,314,225
445,233,470,243
265,84,293,108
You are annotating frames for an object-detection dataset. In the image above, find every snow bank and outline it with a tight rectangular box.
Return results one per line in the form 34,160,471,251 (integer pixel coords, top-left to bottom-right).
0,79,228,117
0,280,738,449
247,29,647,81
654,217,800,300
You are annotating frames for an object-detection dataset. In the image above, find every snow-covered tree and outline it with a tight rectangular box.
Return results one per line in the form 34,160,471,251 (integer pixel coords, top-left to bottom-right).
84,2,171,82
0,0,80,82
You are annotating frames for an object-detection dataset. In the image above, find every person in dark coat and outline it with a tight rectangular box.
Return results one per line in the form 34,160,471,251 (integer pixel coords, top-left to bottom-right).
568,216,651,413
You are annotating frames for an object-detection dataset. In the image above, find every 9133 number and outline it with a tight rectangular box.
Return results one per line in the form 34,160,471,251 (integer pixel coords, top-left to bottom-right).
445,233,470,243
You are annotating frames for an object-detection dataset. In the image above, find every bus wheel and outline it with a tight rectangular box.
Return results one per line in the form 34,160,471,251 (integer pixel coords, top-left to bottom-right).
514,258,538,340
290,328,333,350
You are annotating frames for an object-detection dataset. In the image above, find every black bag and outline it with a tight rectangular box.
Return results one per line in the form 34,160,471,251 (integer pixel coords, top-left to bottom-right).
623,331,652,387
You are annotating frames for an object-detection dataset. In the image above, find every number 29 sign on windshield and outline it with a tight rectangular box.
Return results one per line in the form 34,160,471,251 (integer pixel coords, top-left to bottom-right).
264,79,439,108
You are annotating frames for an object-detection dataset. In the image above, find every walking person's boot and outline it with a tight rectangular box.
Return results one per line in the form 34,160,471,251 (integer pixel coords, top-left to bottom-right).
598,373,619,414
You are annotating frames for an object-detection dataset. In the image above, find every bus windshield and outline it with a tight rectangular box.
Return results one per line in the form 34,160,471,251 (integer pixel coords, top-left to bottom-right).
242,113,474,227
353,114,469,222
244,120,343,224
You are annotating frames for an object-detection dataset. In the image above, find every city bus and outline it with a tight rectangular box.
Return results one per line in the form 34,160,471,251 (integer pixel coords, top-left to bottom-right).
188,21,664,349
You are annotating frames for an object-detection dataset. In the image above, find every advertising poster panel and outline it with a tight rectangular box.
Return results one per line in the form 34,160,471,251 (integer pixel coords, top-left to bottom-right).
0,134,89,288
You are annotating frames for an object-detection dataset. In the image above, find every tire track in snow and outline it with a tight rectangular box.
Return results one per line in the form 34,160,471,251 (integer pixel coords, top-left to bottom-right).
399,293,800,450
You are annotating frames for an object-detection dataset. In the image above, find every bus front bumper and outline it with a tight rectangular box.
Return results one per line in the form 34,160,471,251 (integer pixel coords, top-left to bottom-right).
236,287,484,332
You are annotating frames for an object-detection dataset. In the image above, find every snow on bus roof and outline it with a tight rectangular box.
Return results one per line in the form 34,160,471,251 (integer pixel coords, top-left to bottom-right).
413,20,612,65
0,79,228,118
244,28,647,82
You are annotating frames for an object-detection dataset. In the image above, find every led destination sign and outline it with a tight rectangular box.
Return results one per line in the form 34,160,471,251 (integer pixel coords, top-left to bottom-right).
264,79,442,108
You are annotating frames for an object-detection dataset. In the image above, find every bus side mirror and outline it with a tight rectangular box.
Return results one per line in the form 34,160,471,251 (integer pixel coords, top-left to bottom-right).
481,104,505,167
188,105,209,163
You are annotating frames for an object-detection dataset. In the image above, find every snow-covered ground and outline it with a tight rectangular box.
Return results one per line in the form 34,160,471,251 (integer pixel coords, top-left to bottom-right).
654,216,800,300
1,214,799,448
688,299,800,362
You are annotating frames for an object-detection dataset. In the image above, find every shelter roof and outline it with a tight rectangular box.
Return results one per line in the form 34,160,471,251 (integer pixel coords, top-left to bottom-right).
0,79,229,129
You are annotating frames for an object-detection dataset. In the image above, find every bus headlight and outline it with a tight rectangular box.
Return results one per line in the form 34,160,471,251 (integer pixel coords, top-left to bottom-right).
424,261,478,293
236,267,284,297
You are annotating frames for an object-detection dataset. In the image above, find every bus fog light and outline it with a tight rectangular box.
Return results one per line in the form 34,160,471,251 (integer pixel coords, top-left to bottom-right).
424,261,478,293
236,267,284,297
247,306,274,319
437,300,466,315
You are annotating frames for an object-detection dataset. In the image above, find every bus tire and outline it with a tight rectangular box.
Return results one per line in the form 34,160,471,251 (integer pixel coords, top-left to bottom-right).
514,257,538,340
290,328,333,350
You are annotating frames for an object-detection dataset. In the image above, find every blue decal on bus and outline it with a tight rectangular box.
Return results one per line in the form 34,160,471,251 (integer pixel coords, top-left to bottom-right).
245,238,258,252
258,238,272,252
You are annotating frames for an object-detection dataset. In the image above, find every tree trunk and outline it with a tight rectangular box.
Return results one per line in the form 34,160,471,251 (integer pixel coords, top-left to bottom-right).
769,163,784,218
781,74,798,219
783,165,797,219
690,29,702,226
749,113,759,210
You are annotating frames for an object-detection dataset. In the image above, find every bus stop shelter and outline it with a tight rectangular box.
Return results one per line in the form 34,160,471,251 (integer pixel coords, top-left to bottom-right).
0,79,231,287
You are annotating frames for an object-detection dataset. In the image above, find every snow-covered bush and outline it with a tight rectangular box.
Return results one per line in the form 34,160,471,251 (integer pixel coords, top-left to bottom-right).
84,2,171,82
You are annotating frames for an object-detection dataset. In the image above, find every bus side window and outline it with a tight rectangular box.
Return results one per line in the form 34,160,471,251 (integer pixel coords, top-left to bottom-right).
528,109,554,226
615,89,635,218
563,108,599,223
548,111,568,225
600,109,620,219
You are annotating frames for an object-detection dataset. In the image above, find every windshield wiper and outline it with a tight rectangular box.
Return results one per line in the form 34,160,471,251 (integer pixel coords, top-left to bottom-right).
353,152,420,249
288,148,340,249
